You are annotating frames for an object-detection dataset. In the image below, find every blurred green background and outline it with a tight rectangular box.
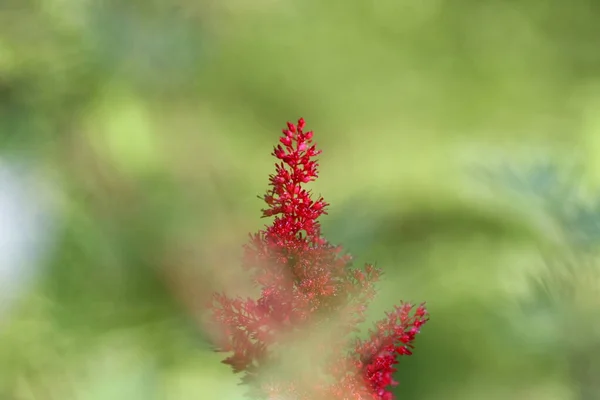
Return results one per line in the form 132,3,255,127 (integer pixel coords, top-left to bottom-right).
2,0,600,399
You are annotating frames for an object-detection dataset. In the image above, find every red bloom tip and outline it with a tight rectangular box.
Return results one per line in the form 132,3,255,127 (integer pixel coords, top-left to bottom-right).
259,118,328,240
297,117,305,130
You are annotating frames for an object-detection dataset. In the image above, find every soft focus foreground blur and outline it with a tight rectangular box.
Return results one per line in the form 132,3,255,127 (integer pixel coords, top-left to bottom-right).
1,1,600,399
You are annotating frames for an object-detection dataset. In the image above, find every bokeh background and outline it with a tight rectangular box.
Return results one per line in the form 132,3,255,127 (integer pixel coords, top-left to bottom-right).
2,1,600,399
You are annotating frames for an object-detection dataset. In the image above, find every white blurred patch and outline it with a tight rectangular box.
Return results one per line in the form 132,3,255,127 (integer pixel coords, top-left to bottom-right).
0,160,59,322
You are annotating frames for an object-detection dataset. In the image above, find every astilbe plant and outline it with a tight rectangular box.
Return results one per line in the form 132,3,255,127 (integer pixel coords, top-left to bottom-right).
211,118,428,400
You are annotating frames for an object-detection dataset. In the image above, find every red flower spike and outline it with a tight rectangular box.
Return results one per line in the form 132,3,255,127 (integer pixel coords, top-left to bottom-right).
210,118,428,400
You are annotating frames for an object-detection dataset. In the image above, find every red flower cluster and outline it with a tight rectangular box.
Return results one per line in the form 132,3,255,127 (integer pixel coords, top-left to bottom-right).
211,118,428,399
